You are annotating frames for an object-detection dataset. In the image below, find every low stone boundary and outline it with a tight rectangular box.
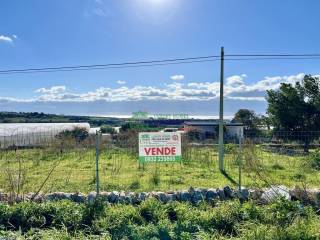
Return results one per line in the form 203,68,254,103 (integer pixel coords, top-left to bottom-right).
0,186,319,205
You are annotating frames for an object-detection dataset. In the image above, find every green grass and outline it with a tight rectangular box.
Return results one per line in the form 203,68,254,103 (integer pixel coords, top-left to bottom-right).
0,144,319,193
0,198,319,239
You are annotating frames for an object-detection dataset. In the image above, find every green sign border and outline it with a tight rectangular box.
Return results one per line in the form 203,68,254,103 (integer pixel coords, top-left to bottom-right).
139,156,182,163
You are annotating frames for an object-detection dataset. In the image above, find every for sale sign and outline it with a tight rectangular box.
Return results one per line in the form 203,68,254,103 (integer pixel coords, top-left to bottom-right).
139,132,182,163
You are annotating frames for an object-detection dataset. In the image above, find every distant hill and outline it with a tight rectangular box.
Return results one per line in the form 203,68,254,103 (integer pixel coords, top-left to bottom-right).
0,112,125,127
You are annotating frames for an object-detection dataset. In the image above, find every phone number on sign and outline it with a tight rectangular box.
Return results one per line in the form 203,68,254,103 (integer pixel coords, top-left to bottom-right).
143,156,179,162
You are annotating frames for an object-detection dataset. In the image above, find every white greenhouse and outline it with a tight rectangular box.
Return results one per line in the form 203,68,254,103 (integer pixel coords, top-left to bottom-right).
0,123,91,148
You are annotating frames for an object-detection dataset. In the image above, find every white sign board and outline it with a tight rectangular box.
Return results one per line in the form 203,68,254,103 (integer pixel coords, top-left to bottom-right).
139,132,182,163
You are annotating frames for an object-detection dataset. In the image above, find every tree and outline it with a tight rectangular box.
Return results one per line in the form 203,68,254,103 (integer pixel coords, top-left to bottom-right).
232,109,260,135
266,75,320,152
259,115,272,131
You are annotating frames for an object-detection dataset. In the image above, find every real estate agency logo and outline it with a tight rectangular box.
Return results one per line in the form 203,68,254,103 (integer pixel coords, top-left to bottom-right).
172,134,179,141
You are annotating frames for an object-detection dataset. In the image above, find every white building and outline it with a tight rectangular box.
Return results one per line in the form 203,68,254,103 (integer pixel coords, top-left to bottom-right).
184,121,243,138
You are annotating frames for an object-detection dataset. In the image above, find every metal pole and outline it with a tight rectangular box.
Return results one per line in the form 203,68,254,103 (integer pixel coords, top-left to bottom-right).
218,47,225,171
95,130,101,195
238,130,242,191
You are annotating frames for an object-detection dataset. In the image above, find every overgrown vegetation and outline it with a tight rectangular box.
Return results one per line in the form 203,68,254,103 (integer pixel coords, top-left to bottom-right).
0,199,319,239
1,142,320,193
120,122,162,132
309,149,320,170
100,125,117,134
56,127,89,143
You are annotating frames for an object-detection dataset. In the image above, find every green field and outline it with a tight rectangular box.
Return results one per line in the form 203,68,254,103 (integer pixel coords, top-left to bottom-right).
1,142,319,194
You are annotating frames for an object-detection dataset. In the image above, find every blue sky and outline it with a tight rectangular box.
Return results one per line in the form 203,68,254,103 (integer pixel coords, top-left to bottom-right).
1,0,320,117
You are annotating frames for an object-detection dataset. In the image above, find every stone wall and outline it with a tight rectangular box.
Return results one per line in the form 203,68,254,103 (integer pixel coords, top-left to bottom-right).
0,185,319,206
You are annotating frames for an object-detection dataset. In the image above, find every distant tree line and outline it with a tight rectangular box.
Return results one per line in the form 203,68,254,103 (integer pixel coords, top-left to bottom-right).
0,111,124,126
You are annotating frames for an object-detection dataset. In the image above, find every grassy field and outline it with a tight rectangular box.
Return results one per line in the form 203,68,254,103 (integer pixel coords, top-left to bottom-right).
0,141,319,194
0,198,319,239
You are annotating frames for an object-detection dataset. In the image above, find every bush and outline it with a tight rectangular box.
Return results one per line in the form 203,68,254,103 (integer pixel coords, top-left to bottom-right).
139,199,166,224
56,127,89,142
310,149,320,170
100,125,116,134
93,204,143,238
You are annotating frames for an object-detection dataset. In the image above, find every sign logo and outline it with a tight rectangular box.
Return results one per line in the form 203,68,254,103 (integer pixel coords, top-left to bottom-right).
172,134,179,141
138,132,182,163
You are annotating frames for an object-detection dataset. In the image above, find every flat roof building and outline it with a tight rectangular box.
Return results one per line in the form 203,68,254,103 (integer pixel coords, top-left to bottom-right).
184,121,243,138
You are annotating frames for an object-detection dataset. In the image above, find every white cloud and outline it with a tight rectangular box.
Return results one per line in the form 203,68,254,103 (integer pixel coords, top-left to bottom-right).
117,80,126,85
226,75,246,86
12,34,18,39
0,35,13,43
227,96,266,101
170,75,185,81
1,73,314,103
35,86,66,94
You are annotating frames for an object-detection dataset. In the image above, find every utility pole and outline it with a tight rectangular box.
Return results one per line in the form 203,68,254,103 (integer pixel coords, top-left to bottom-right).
218,47,225,171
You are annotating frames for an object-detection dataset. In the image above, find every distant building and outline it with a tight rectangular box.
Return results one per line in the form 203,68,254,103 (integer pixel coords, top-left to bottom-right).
184,121,243,139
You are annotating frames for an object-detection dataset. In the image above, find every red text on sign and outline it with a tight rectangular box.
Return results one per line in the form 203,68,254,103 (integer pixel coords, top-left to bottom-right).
144,147,176,156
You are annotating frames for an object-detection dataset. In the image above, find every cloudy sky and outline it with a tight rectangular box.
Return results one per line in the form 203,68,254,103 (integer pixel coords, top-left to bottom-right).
1,0,320,117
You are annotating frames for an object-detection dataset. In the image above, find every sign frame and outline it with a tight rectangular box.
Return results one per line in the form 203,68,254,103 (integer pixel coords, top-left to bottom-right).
138,132,182,163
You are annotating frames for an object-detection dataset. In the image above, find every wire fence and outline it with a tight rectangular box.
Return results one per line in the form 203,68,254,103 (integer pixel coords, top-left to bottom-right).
0,128,320,196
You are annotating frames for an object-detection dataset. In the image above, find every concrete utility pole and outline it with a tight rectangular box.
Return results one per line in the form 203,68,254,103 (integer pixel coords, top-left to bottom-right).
218,47,225,171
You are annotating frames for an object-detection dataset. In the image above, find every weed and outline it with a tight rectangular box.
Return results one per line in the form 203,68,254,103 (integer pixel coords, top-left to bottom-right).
129,179,141,190
271,163,285,170
149,168,161,187
310,150,320,170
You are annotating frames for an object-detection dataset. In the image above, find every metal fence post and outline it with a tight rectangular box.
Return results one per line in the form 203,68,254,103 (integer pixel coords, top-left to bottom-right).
95,130,101,195
238,130,243,191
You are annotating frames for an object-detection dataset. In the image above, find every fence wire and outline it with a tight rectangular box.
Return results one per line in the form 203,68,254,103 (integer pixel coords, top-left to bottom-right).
0,128,319,195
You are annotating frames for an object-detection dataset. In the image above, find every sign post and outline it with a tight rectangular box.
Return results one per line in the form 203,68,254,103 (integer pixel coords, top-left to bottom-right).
139,132,182,163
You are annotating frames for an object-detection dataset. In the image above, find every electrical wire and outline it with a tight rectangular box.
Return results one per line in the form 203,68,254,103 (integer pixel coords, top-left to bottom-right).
0,55,220,74
0,59,219,75
1,54,320,75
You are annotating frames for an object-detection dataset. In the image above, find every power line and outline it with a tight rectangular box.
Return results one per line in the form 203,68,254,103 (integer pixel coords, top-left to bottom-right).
1,54,320,75
0,55,220,74
225,54,320,57
225,56,320,61
0,59,219,75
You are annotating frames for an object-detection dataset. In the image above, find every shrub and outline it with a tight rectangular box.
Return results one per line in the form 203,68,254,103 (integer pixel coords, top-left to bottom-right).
139,199,166,224
129,179,141,190
56,127,89,143
0,204,10,227
309,149,320,170
263,198,306,226
83,197,107,227
93,204,142,238
100,125,116,135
